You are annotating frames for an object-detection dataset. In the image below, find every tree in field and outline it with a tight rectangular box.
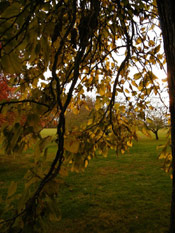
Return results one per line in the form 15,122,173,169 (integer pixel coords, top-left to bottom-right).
141,104,168,140
144,113,166,140
0,0,172,232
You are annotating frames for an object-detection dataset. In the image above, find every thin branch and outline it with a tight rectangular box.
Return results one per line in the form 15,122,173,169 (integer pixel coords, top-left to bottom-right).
0,100,50,113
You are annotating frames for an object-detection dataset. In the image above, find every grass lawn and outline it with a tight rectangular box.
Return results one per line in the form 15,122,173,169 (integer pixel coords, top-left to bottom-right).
0,129,172,233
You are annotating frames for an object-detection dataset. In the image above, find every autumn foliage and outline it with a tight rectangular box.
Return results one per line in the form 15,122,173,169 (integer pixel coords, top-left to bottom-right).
0,0,173,232
0,74,15,126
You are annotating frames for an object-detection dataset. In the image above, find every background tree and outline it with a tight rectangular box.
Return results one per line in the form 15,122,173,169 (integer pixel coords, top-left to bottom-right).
0,0,166,232
141,104,168,140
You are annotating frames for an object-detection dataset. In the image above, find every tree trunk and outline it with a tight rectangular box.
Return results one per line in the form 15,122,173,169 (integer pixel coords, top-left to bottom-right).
156,1,175,232
155,131,159,140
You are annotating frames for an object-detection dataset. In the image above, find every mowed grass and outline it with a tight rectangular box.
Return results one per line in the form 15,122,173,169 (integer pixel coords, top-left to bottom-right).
0,129,172,233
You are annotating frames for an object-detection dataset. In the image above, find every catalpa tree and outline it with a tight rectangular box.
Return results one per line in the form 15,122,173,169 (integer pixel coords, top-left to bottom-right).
0,0,173,232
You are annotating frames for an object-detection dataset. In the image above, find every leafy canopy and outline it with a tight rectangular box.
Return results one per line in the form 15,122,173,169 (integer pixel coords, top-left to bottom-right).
0,0,165,232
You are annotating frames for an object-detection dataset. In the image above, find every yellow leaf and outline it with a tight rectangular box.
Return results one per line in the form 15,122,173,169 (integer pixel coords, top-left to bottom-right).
159,152,166,159
32,78,38,88
95,99,101,111
131,80,138,88
142,127,152,138
147,71,158,80
111,62,115,69
149,55,156,64
106,61,110,70
136,37,142,44
138,86,143,91
64,138,80,153
154,44,160,53
119,106,125,113
121,149,125,154
127,141,132,147
132,91,137,96
103,150,108,158
87,118,93,125
85,160,88,168
162,78,168,82
134,73,142,80
125,89,130,94
84,104,90,111
148,40,155,46
72,107,79,115
7,181,17,198
99,87,105,96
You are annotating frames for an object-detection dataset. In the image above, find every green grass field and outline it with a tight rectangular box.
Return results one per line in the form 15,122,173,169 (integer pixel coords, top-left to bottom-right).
0,129,172,233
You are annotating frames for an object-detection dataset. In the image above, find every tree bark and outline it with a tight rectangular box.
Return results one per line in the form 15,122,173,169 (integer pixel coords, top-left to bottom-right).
156,1,175,232
155,131,159,140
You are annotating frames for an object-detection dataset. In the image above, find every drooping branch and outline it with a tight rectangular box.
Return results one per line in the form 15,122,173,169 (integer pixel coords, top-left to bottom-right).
0,1,167,232
0,99,50,113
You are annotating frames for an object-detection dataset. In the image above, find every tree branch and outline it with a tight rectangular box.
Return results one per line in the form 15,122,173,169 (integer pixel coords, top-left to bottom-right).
0,100,50,113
